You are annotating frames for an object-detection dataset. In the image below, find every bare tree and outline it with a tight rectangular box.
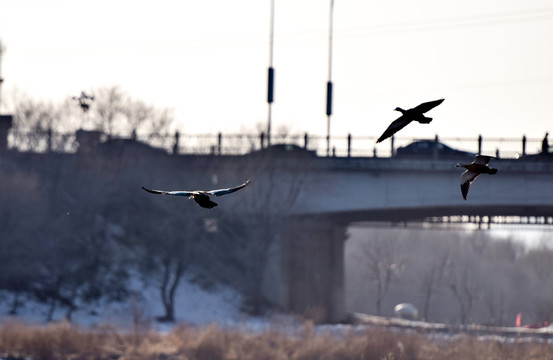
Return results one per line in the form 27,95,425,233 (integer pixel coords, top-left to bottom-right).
147,215,201,322
479,239,523,326
522,245,553,282
442,241,483,325
121,98,153,139
92,86,126,137
362,236,406,316
143,108,175,150
7,87,174,152
93,85,174,146
521,246,553,323
9,93,63,151
418,248,449,321
482,282,507,326
243,170,302,314
119,161,206,322
213,152,307,315
12,98,57,132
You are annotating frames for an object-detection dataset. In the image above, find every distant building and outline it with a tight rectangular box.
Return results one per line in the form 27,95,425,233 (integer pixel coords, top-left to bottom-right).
0,114,12,152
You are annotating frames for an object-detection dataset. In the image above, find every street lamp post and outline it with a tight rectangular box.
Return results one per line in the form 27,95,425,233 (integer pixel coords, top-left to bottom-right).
326,0,334,156
72,91,95,129
266,0,275,148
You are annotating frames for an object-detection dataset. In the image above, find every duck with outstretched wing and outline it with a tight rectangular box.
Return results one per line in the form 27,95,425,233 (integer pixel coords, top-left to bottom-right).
376,99,445,143
142,179,251,209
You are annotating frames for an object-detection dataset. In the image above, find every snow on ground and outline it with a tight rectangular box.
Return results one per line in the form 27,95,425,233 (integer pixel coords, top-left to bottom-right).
4,277,553,345
0,275,264,331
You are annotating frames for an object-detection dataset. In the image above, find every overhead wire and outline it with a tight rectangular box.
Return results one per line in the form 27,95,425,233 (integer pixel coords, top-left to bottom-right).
11,6,553,58
336,6,553,38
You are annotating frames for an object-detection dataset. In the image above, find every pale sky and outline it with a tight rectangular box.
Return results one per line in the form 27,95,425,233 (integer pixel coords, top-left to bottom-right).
1,0,553,152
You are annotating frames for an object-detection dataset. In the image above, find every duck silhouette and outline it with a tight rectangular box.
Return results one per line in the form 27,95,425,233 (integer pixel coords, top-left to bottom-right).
142,179,251,209
376,99,445,143
456,155,497,200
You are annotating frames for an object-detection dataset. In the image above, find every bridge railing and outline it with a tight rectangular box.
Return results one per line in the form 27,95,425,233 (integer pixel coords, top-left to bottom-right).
170,133,543,159
6,129,544,159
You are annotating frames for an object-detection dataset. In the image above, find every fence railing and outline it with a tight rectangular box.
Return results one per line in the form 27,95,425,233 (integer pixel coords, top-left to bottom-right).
6,129,544,159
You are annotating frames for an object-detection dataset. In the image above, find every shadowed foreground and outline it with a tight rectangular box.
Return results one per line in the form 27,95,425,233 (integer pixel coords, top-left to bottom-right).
1,320,553,360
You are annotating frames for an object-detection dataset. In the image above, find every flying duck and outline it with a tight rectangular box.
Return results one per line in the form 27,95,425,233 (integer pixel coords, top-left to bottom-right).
142,179,251,209
456,155,497,200
376,99,445,143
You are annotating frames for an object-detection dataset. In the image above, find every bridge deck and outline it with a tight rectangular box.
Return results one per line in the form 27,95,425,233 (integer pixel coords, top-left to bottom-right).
289,157,553,222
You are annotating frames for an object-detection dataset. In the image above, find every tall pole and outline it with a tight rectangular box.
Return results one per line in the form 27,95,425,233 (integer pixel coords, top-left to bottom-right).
326,0,334,156
266,0,275,148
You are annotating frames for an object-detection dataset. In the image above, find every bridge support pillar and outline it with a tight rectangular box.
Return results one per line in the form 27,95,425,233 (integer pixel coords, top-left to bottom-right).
281,217,348,323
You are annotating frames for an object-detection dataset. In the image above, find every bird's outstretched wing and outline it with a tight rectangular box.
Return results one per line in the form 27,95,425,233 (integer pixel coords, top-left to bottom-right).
209,179,251,197
474,155,495,165
141,186,194,197
412,99,445,114
376,116,411,143
460,170,479,200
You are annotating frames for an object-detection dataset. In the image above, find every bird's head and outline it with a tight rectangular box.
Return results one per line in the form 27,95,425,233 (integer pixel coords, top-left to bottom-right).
455,163,462,168
394,107,406,114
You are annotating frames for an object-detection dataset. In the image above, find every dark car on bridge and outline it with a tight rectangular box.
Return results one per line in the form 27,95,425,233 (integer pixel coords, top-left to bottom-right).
395,139,474,159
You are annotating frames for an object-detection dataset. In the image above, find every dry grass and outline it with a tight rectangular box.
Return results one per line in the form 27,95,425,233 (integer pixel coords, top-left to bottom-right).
1,320,553,360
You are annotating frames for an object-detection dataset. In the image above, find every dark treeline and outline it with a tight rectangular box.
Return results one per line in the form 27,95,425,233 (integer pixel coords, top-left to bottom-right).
7,86,173,139
346,227,553,326
0,87,312,323
0,137,308,322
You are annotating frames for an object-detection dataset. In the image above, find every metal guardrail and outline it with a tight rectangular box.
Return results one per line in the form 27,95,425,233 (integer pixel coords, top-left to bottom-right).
6,130,545,159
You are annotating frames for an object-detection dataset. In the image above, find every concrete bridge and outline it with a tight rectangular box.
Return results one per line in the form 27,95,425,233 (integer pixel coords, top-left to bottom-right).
240,147,553,322
291,155,553,222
